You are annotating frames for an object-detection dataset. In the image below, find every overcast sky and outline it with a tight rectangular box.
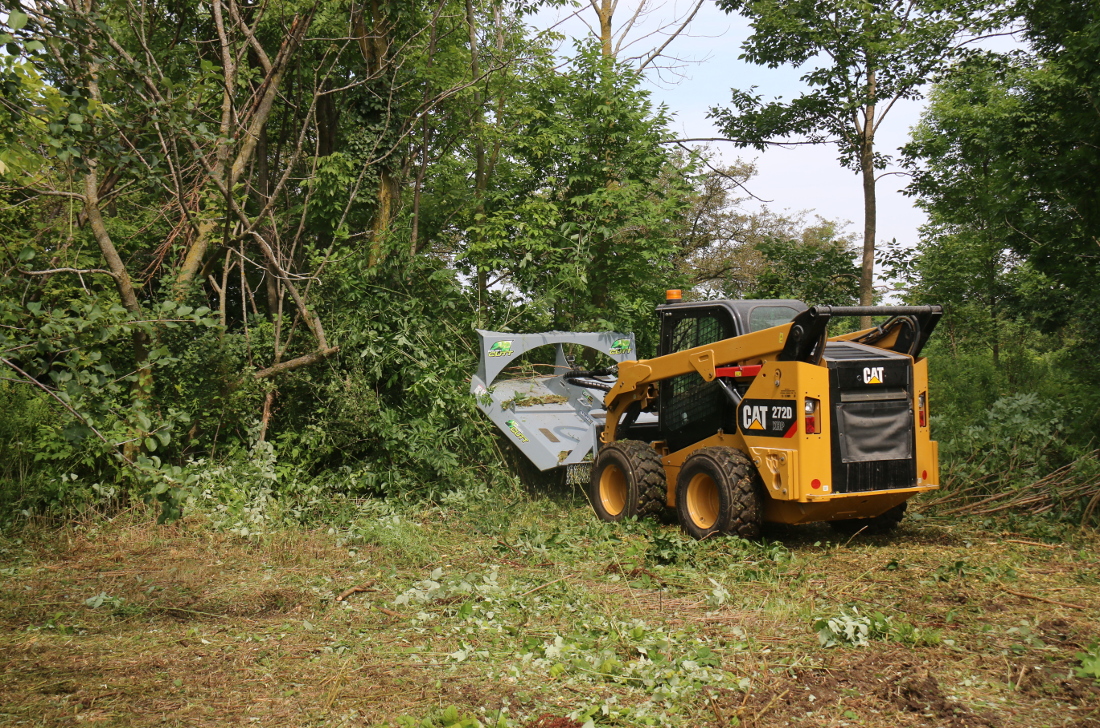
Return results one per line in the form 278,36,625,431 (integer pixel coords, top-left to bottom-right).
533,1,931,259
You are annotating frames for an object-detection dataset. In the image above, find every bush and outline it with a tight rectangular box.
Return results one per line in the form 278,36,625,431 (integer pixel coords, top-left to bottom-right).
939,392,1081,491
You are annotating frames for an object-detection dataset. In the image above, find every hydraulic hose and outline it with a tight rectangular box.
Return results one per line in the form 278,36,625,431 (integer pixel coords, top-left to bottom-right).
564,366,617,392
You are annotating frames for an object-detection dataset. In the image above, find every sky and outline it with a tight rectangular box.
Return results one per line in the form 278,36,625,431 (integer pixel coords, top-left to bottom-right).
533,1,932,263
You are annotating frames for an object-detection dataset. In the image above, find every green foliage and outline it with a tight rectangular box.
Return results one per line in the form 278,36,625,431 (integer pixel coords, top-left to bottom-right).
814,607,941,648
711,0,1001,169
310,256,506,497
0,279,217,519
902,3,1100,461
748,228,860,305
1076,643,1100,685
466,43,693,344
938,392,1081,489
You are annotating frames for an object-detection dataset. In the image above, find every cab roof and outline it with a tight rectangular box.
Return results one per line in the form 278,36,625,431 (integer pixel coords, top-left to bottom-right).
655,298,808,335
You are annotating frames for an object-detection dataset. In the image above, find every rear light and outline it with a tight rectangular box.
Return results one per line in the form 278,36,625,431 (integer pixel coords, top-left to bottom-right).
918,392,928,427
804,398,820,434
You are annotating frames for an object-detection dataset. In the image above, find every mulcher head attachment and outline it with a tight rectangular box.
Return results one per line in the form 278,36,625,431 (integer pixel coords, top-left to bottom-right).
470,330,637,471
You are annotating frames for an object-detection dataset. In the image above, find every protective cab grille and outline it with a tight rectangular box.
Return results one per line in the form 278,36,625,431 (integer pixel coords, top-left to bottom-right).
661,314,730,450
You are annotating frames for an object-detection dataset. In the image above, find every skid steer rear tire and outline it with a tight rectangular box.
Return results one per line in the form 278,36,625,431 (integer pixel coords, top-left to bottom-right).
588,440,667,522
830,502,907,536
676,447,763,540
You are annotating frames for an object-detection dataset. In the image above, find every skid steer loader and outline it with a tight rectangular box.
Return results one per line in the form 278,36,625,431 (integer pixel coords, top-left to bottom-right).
471,293,942,538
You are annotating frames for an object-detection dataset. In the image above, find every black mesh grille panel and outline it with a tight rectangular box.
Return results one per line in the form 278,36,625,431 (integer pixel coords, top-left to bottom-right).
661,314,728,450
665,378,721,434
835,459,916,493
671,315,724,351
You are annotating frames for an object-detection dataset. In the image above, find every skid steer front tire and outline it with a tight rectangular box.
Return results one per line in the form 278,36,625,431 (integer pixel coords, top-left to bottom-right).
588,440,666,522
676,447,763,540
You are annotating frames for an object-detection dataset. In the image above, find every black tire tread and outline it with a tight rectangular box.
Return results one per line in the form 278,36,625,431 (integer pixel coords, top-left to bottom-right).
678,446,764,539
589,440,667,520
618,440,668,518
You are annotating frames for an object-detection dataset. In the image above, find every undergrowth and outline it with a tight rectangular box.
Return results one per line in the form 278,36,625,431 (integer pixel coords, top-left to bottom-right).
1,496,1097,727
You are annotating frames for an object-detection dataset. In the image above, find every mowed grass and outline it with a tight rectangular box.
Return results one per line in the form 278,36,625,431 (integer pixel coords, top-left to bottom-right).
0,491,1098,727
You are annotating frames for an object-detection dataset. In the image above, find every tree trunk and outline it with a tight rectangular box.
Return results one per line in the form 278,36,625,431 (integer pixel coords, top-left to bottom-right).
317,88,339,158
355,0,400,268
466,0,490,309
369,169,399,266
78,41,153,459
858,67,878,329
590,0,615,314
859,137,877,327
597,0,613,57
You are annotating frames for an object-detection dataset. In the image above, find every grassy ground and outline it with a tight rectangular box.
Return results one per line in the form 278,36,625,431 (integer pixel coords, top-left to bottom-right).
0,491,1098,727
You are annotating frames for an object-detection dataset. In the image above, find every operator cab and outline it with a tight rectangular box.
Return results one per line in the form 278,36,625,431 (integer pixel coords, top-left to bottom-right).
655,296,808,357
653,295,808,450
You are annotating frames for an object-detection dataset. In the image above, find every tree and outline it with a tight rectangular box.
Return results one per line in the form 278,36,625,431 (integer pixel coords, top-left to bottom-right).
0,0,532,514
573,0,707,78
464,44,694,341
710,0,1003,325
902,0,1100,427
901,58,1029,365
746,224,860,305
675,159,858,302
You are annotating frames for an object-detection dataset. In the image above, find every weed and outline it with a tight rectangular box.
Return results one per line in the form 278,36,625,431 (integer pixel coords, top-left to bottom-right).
1075,643,1100,685
645,528,695,566
1005,619,1049,653
814,607,942,648
377,705,509,727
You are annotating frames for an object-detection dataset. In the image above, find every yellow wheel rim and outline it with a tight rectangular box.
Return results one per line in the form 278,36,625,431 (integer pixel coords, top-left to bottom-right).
686,473,719,529
599,464,628,516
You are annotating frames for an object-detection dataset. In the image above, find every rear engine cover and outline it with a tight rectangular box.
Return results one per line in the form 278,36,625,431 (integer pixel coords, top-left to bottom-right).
823,342,915,493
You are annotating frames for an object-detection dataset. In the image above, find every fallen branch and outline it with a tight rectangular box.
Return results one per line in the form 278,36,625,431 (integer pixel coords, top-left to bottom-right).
378,607,405,619
750,689,789,726
929,451,1100,526
335,580,377,602
517,575,568,597
1003,539,1059,549
1000,587,1088,611
161,606,229,619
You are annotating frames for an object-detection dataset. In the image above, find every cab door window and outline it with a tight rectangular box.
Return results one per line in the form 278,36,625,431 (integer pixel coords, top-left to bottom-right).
671,313,726,352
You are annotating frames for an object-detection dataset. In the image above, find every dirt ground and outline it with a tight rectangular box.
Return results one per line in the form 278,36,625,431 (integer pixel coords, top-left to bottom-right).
0,498,1097,727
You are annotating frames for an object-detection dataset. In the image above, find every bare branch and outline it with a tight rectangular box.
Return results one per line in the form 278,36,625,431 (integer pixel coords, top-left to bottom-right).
662,136,839,147
639,0,705,70
254,346,339,379
18,267,118,278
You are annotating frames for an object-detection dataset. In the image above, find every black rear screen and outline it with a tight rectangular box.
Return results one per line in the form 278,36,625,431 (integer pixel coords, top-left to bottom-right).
835,400,913,463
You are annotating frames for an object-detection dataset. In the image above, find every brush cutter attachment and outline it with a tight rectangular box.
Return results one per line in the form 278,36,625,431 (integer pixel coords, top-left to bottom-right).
471,330,639,471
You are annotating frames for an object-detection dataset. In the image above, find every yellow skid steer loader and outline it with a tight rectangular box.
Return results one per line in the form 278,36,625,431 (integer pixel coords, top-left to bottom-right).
472,294,942,538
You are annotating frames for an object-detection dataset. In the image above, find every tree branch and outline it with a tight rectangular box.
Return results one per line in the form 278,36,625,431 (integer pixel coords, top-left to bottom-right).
254,346,339,379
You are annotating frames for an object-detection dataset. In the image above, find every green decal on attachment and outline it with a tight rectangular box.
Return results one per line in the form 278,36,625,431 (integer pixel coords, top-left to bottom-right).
609,338,631,355
505,419,529,443
488,340,514,358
